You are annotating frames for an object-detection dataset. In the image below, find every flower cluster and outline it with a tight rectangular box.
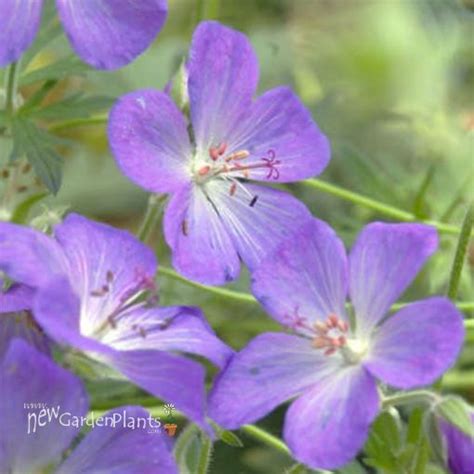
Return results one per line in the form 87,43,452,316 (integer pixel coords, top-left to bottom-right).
0,9,470,474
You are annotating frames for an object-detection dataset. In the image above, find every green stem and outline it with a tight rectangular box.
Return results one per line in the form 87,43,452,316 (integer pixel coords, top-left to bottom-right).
197,436,213,474
241,424,290,455
158,265,257,304
137,194,166,243
4,61,20,116
447,202,474,299
158,266,474,313
382,390,439,409
196,0,219,23
302,179,463,235
48,114,108,132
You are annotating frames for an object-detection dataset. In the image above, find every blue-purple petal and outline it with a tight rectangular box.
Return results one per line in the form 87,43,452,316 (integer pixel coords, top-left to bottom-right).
284,366,379,469
0,0,43,66
57,406,178,474
209,332,342,429
251,217,348,333
0,221,68,288
56,0,167,69
349,222,438,336
440,413,474,474
54,213,157,338
364,297,464,389
0,339,87,473
163,183,241,285
105,349,208,428
101,305,233,369
224,86,330,182
188,21,259,154
108,89,192,193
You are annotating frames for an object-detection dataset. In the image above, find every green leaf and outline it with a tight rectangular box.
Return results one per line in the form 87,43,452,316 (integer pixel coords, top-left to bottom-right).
28,94,113,121
406,407,425,445
19,55,90,86
10,192,48,224
364,409,402,471
10,118,63,194
174,425,210,474
435,396,474,438
219,430,244,448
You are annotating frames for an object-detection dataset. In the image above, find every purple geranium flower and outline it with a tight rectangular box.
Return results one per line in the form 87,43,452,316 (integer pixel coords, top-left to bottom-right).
0,338,177,473
108,21,330,285
0,0,167,69
0,213,232,426
439,412,474,474
209,219,465,469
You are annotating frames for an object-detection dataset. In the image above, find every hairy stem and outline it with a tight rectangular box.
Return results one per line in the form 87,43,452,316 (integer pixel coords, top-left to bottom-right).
157,265,474,313
302,179,464,236
137,194,166,243
382,390,439,409
241,424,290,455
197,436,213,474
4,61,20,116
447,202,474,299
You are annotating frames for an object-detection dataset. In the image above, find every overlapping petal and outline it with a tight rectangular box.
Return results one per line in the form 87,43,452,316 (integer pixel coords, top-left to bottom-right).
204,180,312,272
107,349,208,427
56,0,167,69
284,366,379,469
100,305,233,369
0,0,44,66
188,21,259,153
108,90,192,193
251,218,348,332
209,333,342,429
440,414,474,474
0,222,68,288
54,213,157,338
0,283,34,313
57,406,178,474
225,86,330,182
349,223,438,336
33,276,112,354
163,183,241,285
0,339,87,473
364,297,464,389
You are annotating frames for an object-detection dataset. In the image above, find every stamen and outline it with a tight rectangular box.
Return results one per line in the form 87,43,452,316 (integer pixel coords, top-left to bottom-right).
225,150,250,162
249,195,258,207
229,182,237,196
181,219,188,236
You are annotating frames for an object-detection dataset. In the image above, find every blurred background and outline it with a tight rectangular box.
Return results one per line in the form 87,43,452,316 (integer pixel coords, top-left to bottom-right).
1,0,473,472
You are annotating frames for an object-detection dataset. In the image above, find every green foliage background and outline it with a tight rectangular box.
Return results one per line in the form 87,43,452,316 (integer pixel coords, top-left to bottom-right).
0,0,473,472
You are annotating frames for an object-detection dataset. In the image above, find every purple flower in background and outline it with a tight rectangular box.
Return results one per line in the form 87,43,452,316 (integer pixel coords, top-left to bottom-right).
0,0,167,69
0,280,49,358
439,412,474,474
108,21,330,285
0,338,177,473
0,213,232,426
209,219,465,469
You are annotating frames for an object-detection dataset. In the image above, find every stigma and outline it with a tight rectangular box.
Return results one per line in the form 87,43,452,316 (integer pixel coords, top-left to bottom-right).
193,142,281,187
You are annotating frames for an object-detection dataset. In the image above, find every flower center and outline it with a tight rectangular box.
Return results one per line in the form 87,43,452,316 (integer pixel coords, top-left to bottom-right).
87,268,159,339
193,142,281,192
284,308,368,364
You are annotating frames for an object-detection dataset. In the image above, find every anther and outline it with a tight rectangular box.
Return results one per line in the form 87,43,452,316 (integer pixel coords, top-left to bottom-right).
229,182,237,196
106,271,114,284
198,165,211,176
249,195,258,207
181,219,188,236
